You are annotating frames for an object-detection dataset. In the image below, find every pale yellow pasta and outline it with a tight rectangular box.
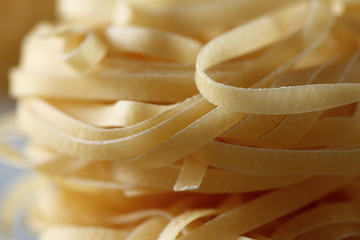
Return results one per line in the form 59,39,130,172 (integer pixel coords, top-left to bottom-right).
1,0,360,239
272,201,360,240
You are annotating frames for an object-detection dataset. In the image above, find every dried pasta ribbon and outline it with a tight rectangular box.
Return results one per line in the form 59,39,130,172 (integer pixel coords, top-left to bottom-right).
296,224,360,240
39,226,129,240
113,162,308,193
47,99,175,128
225,49,360,148
10,66,198,103
56,0,115,23
114,0,306,37
177,176,354,240
272,201,360,240
173,156,207,191
293,117,360,148
158,209,220,240
220,59,330,145
195,141,360,175
61,31,108,72
180,174,349,240
124,218,168,240
104,26,203,63
195,1,344,114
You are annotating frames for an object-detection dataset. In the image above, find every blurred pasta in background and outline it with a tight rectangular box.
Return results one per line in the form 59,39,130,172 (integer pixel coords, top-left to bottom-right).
0,1,54,239
0,0,54,103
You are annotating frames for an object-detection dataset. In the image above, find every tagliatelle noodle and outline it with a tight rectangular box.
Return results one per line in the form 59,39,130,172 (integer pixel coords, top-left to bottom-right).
56,0,115,23
47,99,176,128
173,156,207,191
2,0,360,239
121,0,304,36
219,64,325,143
194,141,360,175
113,162,309,193
195,1,357,115
293,117,360,148
221,63,329,147
10,67,198,103
177,176,354,240
61,31,108,72
157,209,221,240
217,26,356,141
39,226,129,240
271,201,360,240
122,218,168,240
229,49,360,148
58,0,306,37
104,26,203,63
296,224,360,240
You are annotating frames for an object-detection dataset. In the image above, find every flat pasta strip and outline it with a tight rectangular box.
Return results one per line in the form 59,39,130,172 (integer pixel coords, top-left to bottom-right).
123,218,168,240
195,141,360,175
113,162,308,193
272,201,360,240
39,226,129,240
158,209,220,240
104,26,203,63
61,31,108,72
296,224,360,240
177,176,353,240
47,99,175,128
173,156,207,191
294,117,360,148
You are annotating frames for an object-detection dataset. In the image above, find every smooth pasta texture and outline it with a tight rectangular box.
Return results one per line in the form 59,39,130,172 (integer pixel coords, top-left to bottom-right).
1,0,360,239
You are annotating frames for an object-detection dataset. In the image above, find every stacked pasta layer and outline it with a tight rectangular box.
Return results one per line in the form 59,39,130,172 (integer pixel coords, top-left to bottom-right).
2,0,360,239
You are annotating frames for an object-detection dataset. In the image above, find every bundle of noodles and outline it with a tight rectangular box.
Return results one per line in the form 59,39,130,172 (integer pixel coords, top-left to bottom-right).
1,0,360,239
